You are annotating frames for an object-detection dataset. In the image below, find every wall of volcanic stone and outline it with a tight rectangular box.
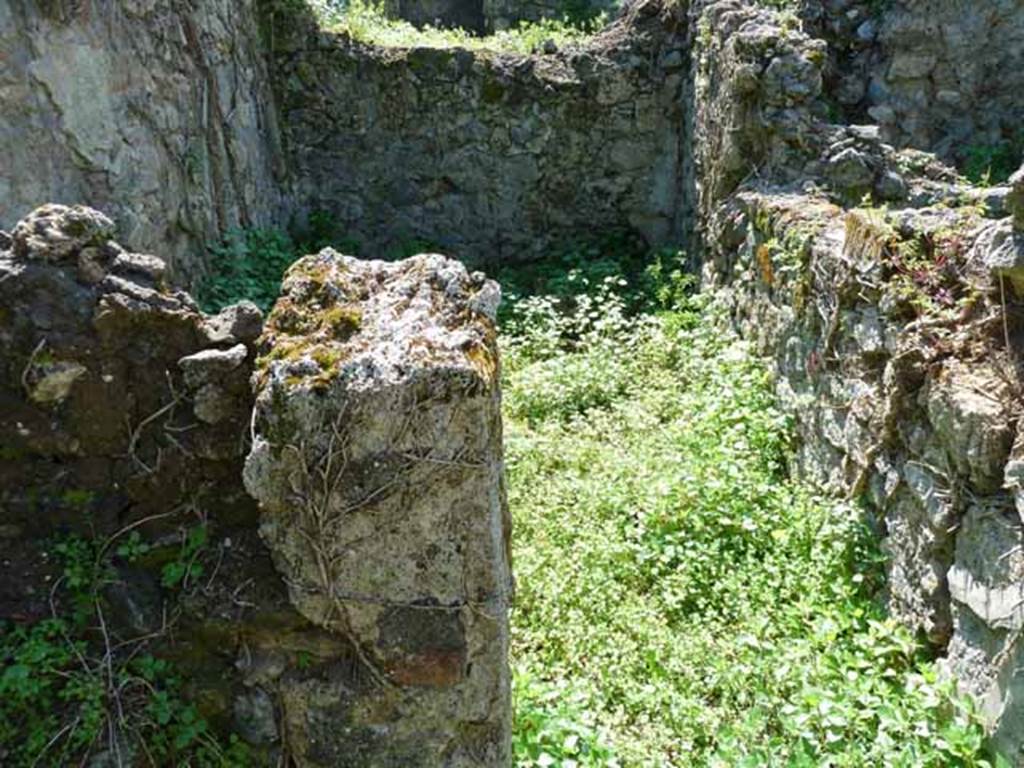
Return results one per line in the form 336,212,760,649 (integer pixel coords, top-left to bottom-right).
801,0,1024,165
270,1,690,265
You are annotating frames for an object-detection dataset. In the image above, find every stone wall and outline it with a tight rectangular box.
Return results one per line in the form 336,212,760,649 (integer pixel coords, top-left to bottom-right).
246,251,511,765
801,0,1024,164
0,204,513,765
0,0,286,283
705,180,1024,763
693,0,1024,759
270,0,690,265
6,0,1024,761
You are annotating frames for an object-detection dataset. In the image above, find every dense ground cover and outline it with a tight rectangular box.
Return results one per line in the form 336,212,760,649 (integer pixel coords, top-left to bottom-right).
497,247,997,767
2,228,1001,766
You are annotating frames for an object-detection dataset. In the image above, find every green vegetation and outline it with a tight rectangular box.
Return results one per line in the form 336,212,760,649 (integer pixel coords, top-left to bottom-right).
196,214,448,314
0,527,253,767
197,228,305,313
196,211,355,313
962,136,1023,186
311,0,605,53
498,247,997,767
21,223,999,765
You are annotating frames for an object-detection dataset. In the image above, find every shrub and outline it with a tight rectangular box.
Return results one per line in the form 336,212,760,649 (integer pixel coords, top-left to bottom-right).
314,0,606,53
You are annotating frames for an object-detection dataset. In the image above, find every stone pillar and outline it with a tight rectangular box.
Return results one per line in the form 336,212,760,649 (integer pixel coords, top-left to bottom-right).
244,250,511,767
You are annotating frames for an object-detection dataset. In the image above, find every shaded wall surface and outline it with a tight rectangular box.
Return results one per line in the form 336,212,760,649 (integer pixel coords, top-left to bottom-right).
0,0,286,282
271,3,690,265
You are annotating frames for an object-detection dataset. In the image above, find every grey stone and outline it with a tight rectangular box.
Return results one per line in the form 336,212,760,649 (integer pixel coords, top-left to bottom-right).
192,383,237,425
244,250,511,767
981,186,1012,218
837,75,867,105
949,502,1024,631
11,204,115,262
178,344,248,389
111,252,167,285
233,687,279,746
26,360,88,405
875,169,908,201
867,104,897,124
926,364,1013,494
855,19,877,42
1008,165,1024,229
201,301,264,346
827,147,875,191
888,52,937,81
77,247,110,285
973,220,1024,294
102,566,164,636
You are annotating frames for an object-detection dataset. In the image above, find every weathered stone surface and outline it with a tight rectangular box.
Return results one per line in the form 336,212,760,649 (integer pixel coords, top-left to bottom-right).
691,0,830,224
179,344,249,389
945,501,1024,759
272,1,690,263
796,0,1024,164
0,205,390,762
700,94,1023,752
0,203,260,607
1009,165,1024,230
245,250,511,767
202,300,265,346
972,219,1024,295
11,204,115,261
233,686,280,746
926,363,1014,494
0,1,286,282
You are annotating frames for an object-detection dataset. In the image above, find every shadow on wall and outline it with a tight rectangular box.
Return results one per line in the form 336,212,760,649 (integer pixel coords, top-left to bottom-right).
269,0,693,265
386,0,487,34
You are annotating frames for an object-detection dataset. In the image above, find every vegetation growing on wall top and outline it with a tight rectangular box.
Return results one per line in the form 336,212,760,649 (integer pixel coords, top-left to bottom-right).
312,0,606,53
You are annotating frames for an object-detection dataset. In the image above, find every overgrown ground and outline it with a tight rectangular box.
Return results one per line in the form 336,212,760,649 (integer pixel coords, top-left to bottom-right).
2,229,1003,766
307,0,606,53
497,247,999,767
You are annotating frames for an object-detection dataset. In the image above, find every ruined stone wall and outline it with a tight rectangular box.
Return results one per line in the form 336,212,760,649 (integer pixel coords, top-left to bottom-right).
706,181,1024,764
801,0,1024,164
694,1,1024,759
270,1,690,265
0,0,286,283
0,204,512,765
246,251,511,765
7,0,1024,761
2,0,1022,284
